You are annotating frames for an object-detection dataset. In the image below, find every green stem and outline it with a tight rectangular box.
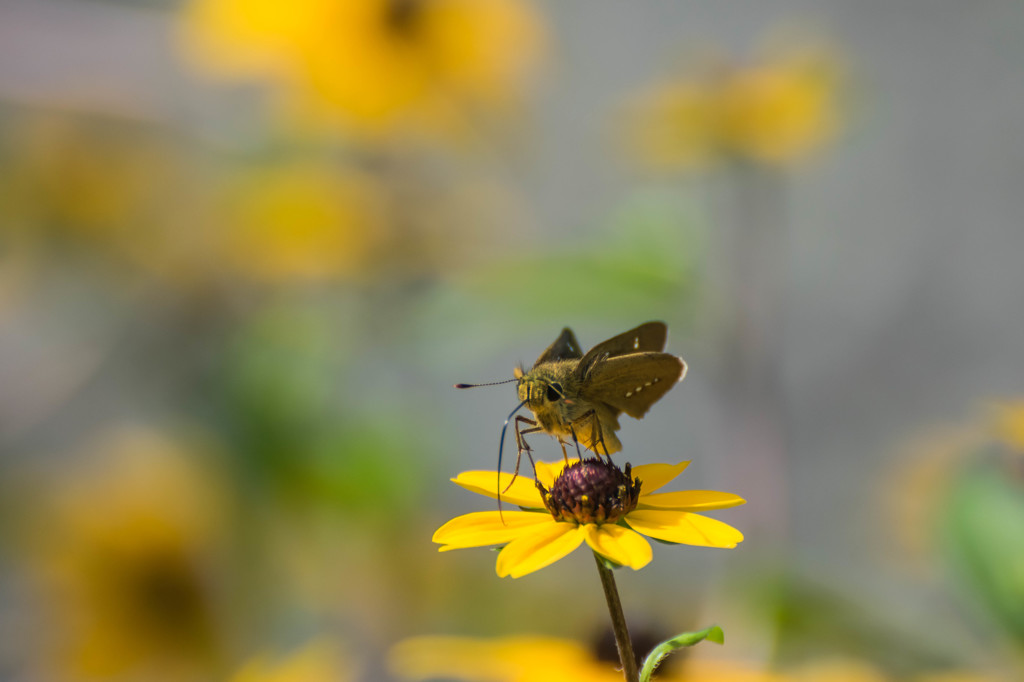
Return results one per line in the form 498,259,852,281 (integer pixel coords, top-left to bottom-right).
593,552,638,682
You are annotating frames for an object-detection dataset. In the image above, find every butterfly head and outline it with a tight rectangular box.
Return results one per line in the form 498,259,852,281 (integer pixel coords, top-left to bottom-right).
515,365,570,411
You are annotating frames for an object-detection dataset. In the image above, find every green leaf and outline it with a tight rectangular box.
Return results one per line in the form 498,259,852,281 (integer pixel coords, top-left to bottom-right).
423,188,705,338
941,450,1024,646
639,625,724,682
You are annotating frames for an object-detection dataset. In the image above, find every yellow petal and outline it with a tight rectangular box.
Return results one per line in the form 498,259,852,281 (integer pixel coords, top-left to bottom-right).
631,461,690,493
637,490,746,511
532,458,579,488
451,470,544,508
432,511,551,549
495,521,585,578
582,524,652,570
625,510,743,548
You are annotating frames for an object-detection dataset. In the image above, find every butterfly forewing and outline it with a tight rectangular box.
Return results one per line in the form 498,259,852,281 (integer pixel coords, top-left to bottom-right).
533,328,583,367
575,322,667,379
581,353,686,419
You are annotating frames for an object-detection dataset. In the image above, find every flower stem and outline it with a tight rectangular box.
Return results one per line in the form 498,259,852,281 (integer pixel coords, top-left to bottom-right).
593,552,638,682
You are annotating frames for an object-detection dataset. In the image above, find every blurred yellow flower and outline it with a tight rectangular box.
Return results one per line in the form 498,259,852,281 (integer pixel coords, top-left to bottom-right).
2,113,183,245
207,158,489,285
720,47,839,165
787,658,888,682
392,637,1006,682
212,160,387,283
178,0,546,137
914,672,1013,682
389,634,623,682
884,424,982,567
625,78,719,170
0,111,236,294
230,640,355,682
883,399,1024,660
990,399,1024,453
389,634,782,682
25,428,229,682
624,42,840,169
884,398,1024,569
434,458,744,578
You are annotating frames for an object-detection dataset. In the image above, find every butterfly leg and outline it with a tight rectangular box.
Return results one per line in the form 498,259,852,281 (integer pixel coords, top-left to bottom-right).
509,416,542,493
592,415,611,460
570,410,611,460
549,434,574,464
513,415,538,455
564,427,584,462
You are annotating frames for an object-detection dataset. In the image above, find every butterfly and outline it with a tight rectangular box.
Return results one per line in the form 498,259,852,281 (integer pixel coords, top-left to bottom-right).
510,321,686,461
458,322,687,496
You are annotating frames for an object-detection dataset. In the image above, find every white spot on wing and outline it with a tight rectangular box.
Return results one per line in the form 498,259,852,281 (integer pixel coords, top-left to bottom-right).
625,391,633,398
633,338,639,349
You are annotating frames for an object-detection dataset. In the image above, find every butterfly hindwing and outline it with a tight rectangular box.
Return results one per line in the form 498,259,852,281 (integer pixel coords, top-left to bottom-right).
580,353,686,419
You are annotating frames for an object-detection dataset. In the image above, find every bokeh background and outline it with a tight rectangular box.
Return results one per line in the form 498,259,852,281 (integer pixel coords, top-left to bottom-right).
2,0,1023,680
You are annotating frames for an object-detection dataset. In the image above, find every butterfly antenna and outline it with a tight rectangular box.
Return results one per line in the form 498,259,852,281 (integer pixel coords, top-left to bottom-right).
454,378,517,389
496,400,527,523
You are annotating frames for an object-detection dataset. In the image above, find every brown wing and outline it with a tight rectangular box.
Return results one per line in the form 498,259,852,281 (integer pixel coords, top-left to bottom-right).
532,327,584,367
580,353,686,419
575,322,668,379
575,404,623,454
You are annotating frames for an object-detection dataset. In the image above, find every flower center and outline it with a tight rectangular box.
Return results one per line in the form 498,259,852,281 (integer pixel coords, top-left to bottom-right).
539,458,642,525
383,0,426,39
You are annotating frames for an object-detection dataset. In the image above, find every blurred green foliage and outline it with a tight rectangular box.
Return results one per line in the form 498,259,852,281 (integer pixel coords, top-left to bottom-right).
423,190,704,345
941,449,1024,653
217,302,427,516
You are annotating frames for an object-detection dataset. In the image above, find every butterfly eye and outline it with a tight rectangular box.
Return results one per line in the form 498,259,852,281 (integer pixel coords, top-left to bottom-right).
546,383,563,402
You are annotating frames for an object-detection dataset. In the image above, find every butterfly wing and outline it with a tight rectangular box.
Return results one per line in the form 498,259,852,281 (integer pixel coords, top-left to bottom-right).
580,353,686,419
575,322,667,379
533,327,584,367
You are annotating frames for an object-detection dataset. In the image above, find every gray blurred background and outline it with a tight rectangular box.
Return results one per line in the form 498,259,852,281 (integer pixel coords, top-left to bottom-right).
2,0,1023,680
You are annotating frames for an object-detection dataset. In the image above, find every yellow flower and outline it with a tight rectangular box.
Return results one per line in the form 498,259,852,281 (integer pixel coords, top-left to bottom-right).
624,41,840,169
624,74,720,170
914,673,1010,682
787,658,888,682
389,634,781,682
434,458,744,578
3,112,183,244
206,158,492,285
212,160,386,283
390,634,622,682
990,399,1024,453
883,424,982,567
719,46,839,165
178,0,546,137
24,428,229,681
884,398,1024,569
391,636,1009,682
230,640,356,682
